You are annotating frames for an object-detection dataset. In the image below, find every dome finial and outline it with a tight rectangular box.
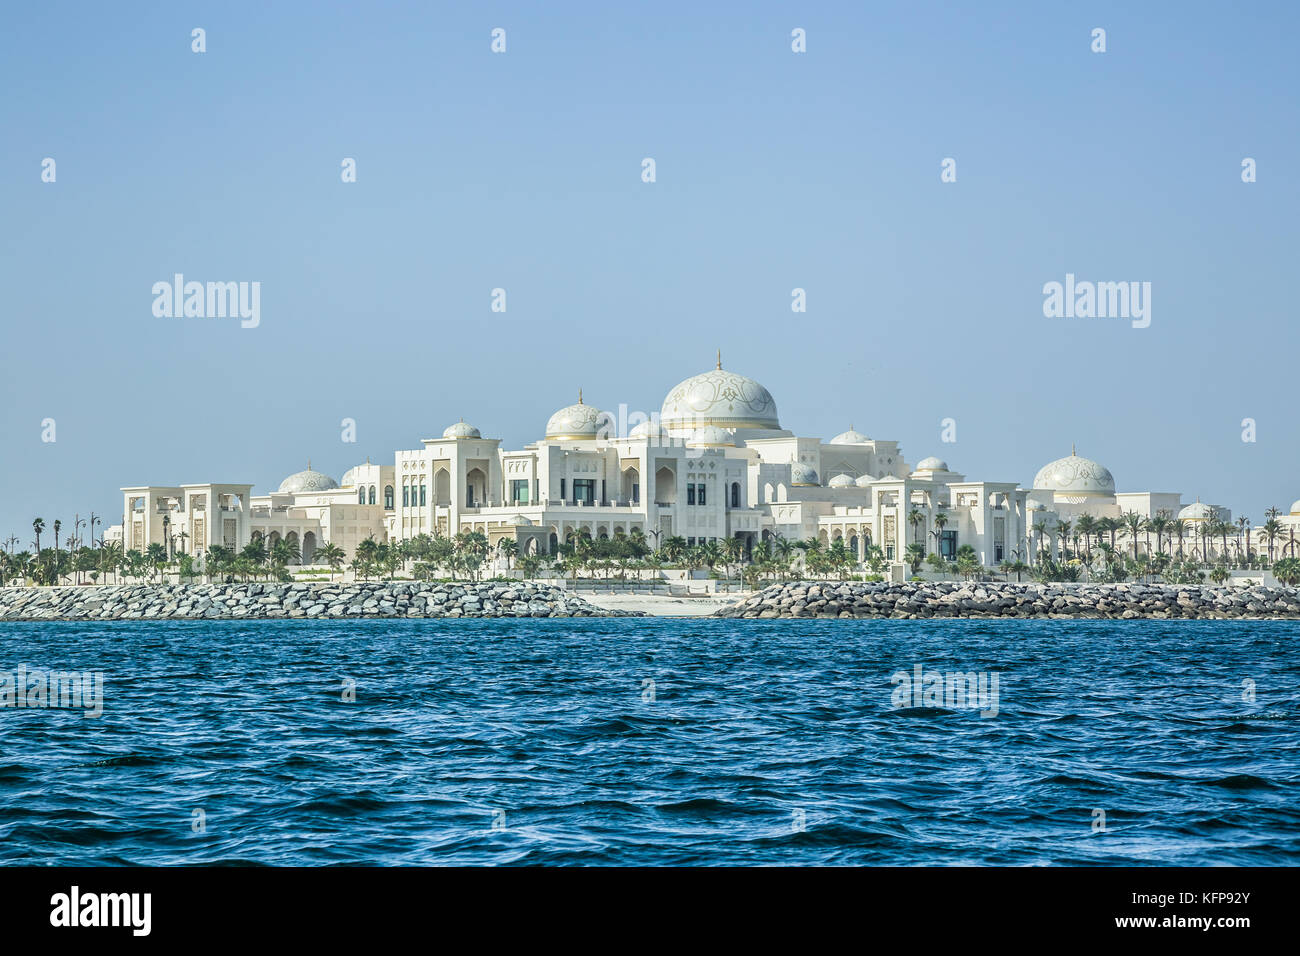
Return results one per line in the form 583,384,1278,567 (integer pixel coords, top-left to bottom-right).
307,457,311,471
716,349,722,370
1071,442,1076,456
578,388,583,404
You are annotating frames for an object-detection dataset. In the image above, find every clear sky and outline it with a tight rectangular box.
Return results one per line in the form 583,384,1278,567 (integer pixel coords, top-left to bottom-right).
2,1,1297,546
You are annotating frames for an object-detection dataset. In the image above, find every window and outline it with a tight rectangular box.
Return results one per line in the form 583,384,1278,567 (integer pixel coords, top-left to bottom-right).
384,485,394,510
420,484,426,506
730,482,740,508
697,483,707,506
574,479,595,505
632,483,640,504
688,537,696,547
511,479,530,504
402,486,410,507
687,485,696,505
357,488,365,505
940,530,957,560
466,482,475,507
560,478,566,501
995,543,1005,562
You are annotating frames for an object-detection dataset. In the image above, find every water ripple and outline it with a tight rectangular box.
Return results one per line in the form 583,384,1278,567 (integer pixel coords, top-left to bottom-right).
0,617,1297,865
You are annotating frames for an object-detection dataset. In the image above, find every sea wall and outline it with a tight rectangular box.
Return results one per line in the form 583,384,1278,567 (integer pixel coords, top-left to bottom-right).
0,582,635,621
713,581,1300,620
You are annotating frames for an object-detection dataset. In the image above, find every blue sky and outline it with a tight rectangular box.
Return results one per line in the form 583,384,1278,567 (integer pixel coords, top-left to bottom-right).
2,1,1298,545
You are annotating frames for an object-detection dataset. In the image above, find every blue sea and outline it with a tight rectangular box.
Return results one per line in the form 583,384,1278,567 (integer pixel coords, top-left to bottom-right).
1,619,1297,866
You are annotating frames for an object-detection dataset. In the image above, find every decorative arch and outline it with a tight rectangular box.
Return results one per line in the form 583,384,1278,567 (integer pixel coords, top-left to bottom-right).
655,466,676,504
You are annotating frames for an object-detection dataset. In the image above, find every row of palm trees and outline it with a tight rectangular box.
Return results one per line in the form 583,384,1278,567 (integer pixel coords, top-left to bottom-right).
7,506,1297,588
1027,509,1297,570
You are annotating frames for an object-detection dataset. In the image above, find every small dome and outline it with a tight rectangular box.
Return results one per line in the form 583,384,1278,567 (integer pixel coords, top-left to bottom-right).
443,420,481,439
854,474,875,487
545,392,607,440
1029,501,1048,512
629,420,672,442
830,426,869,445
509,514,533,526
827,474,855,488
791,462,820,487
1290,499,1300,516
1178,502,1215,521
687,425,734,447
340,465,362,487
278,467,339,494
914,456,949,472
1033,449,1115,500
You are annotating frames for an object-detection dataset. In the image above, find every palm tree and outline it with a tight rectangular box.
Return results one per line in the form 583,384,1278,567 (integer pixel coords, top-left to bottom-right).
1057,519,1072,561
32,518,45,558
98,540,124,583
720,536,744,582
908,508,925,551
1122,511,1143,561
1197,519,1214,563
697,539,722,574
929,513,949,560
1216,520,1232,565
315,542,346,581
1259,518,1282,564
1147,514,1169,559
1073,514,1096,562
1169,519,1187,559
660,536,687,564
145,542,168,580
1236,516,1251,565
1032,521,1049,562
270,538,300,569
498,538,519,570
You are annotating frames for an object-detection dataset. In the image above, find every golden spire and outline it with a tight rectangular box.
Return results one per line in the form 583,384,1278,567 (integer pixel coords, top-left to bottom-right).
1071,442,1076,456
308,457,312,471
578,388,583,404
716,349,722,370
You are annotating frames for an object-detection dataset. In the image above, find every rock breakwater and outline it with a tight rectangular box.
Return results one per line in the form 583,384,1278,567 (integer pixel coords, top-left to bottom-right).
0,582,635,621
714,581,1300,620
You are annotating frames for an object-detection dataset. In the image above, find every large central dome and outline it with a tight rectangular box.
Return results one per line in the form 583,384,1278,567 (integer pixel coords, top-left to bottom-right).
1033,448,1115,501
660,356,780,434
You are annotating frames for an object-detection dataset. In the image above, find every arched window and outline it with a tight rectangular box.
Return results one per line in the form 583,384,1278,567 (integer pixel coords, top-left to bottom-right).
420,484,427,506
368,486,376,505
357,487,365,504
402,486,409,507
730,482,740,508
384,485,394,510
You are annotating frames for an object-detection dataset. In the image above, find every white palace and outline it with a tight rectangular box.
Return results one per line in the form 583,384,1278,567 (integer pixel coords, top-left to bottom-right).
110,356,1279,570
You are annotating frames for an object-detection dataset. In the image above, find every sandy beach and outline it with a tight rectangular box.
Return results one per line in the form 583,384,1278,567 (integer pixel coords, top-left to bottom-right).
579,592,751,617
